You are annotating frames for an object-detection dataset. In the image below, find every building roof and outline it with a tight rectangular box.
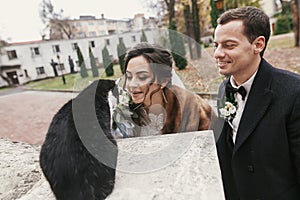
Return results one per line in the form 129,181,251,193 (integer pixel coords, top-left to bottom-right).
8,40,44,46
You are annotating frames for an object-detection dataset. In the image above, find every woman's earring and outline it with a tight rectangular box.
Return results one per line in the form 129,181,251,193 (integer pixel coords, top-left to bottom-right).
161,87,168,104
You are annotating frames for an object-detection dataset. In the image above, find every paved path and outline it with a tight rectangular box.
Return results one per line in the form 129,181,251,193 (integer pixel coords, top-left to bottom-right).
0,90,75,145
0,86,25,96
0,87,217,145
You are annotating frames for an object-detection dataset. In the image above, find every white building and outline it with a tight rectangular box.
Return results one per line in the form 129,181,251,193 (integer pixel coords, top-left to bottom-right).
260,0,282,33
0,29,160,87
50,14,158,40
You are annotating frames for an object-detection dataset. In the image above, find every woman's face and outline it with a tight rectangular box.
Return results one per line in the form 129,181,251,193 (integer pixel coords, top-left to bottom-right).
125,55,155,104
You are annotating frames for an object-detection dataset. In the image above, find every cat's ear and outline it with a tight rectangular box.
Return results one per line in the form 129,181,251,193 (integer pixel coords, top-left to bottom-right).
115,78,121,85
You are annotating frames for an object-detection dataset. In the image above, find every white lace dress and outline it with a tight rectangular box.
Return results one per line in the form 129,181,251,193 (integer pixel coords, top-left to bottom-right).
139,113,165,137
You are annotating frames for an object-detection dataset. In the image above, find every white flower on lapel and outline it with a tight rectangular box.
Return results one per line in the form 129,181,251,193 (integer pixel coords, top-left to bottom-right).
219,101,237,122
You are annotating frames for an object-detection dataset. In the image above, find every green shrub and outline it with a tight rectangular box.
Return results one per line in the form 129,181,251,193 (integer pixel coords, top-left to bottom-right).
89,47,99,77
102,46,114,77
76,46,88,78
168,21,187,70
274,15,291,35
117,38,127,74
140,29,148,42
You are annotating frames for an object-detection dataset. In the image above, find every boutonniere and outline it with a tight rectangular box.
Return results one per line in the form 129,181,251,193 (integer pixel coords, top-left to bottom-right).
218,94,237,124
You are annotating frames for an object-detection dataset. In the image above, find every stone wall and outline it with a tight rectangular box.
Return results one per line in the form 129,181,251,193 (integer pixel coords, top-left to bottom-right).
13,130,224,199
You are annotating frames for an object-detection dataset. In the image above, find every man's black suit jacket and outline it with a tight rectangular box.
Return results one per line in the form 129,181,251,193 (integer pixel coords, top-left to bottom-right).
214,59,300,200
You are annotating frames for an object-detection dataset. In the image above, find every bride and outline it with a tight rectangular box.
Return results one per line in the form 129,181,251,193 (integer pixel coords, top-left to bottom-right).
112,42,213,138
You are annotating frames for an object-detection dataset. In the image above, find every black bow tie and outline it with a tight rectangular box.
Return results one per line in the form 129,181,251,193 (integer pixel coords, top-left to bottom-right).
225,81,247,100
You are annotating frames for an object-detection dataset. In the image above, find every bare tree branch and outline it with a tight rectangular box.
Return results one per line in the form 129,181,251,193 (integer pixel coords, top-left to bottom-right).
39,0,74,40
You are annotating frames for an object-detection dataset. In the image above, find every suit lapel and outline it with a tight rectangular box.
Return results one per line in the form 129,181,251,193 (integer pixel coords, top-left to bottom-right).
233,59,274,154
214,81,227,142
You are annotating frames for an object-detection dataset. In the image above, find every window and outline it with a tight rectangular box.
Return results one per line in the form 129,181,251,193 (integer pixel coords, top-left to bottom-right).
89,32,96,37
36,67,45,75
132,35,136,42
98,21,104,25
52,45,60,53
77,32,86,38
31,47,40,56
105,39,110,46
88,21,94,25
99,30,106,35
76,22,82,27
89,40,95,48
24,69,29,78
72,43,78,51
57,63,65,71
7,50,18,60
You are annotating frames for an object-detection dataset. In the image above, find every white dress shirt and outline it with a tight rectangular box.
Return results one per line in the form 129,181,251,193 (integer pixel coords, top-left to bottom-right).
230,71,257,143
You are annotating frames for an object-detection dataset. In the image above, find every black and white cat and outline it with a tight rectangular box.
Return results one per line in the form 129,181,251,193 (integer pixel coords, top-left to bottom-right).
40,79,118,200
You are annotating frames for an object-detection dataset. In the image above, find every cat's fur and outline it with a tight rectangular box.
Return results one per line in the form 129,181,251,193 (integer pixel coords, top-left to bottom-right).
40,79,118,200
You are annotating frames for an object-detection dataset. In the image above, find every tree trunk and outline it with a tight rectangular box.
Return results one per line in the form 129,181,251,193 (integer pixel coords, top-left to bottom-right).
184,4,194,59
191,0,201,58
57,21,72,39
0,73,12,86
295,0,300,47
292,0,300,46
164,0,176,26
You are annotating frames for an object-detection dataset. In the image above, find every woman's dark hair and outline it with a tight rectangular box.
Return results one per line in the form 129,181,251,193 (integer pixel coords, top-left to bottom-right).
123,42,173,85
217,6,270,57
122,43,174,129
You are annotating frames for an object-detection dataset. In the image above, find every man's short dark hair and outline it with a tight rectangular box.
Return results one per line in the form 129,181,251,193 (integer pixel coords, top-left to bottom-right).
217,6,271,56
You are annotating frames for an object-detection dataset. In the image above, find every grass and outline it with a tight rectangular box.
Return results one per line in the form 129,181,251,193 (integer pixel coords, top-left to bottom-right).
268,32,295,49
0,86,12,92
25,65,123,92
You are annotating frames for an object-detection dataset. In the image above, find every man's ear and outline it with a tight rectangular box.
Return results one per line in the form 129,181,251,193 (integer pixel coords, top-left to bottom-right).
253,36,265,54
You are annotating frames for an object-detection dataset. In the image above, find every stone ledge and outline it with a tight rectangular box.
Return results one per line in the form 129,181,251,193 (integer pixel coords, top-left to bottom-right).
107,130,225,200
18,130,225,200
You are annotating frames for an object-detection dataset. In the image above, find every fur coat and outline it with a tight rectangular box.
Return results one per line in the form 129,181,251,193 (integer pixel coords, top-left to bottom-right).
161,85,212,134
121,85,213,137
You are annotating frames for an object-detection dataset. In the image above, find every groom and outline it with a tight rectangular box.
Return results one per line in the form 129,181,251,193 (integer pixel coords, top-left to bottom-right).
213,6,300,200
